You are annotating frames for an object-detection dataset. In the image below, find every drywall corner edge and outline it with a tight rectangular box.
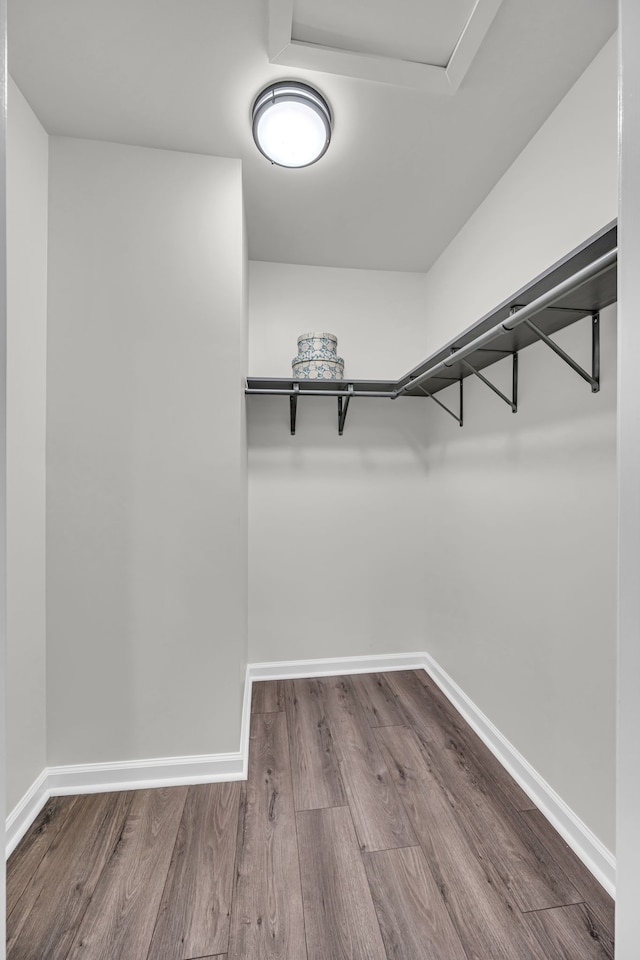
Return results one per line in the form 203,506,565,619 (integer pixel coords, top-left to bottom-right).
5,769,49,858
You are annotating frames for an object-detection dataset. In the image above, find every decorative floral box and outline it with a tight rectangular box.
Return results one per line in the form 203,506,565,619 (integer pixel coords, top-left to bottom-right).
292,332,344,380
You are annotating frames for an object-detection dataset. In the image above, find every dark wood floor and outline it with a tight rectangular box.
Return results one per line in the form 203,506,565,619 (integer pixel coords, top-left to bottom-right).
7,670,615,959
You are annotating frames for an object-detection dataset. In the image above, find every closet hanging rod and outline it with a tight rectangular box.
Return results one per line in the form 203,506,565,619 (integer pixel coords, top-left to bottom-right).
244,387,396,398
393,246,617,399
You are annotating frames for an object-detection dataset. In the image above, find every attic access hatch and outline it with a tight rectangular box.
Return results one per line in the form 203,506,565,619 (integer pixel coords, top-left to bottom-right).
268,0,504,92
245,221,617,435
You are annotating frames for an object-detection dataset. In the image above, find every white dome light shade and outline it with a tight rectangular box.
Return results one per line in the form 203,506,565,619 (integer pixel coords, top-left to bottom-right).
252,82,332,168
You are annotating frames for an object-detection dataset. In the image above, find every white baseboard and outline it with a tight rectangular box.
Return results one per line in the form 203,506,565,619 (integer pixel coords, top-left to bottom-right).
46,751,246,796
240,664,254,777
6,653,422,857
6,769,50,858
248,651,425,681
6,752,245,858
6,649,617,900
422,652,616,898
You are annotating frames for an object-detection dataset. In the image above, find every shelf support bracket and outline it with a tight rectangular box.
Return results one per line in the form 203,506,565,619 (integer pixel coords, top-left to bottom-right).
338,384,354,435
522,312,600,393
290,383,299,435
417,378,463,426
460,352,518,413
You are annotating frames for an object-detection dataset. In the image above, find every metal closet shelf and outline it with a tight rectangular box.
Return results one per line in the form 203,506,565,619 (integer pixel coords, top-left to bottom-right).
245,221,617,435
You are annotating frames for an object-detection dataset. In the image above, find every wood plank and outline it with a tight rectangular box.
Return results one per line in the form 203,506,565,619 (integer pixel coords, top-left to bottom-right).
7,791,134,960
386,675,583,912
283,678,346,810
523,903,614,959
7,795,78,919
418,669,538,811
319,675,417,851
378,716,581,913
520,808,615,937
147,781,242,960
5,672,614,960
375,723,550,960
410,670,529,811
387,713,583,912
362,844,468,960
251,680,284,714
296,806,387,960
390,669,535,810
350,672,405,727
228,712,306,960
388,670,452,745
65,787,188,960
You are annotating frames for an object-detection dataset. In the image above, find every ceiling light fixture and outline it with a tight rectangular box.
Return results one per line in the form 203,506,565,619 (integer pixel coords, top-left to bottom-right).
251,81,332,168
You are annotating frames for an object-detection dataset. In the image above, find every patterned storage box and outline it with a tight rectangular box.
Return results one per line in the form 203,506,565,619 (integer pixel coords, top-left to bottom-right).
292,332,344,380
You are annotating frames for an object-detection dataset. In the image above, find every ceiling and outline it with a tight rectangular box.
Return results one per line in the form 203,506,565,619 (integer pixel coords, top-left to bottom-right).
8,0,616,273
291,0,474,66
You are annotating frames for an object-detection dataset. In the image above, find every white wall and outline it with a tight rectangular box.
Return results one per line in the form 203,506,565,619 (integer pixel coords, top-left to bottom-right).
419,34,618,360
46,138,247,765
248,263,432,664
248,33,618,852
249,263,428,380
417,314,617,853
248,406,430,663
6,78,48,811
616,1,640,950
411,30,618,853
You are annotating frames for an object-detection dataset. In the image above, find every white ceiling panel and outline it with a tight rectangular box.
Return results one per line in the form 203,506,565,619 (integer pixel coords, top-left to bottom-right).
292,0,474,67
8,0,617,272
271,0,504,92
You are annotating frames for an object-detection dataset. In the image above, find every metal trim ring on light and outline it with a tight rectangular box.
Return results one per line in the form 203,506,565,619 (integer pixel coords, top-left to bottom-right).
251,81,332,168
